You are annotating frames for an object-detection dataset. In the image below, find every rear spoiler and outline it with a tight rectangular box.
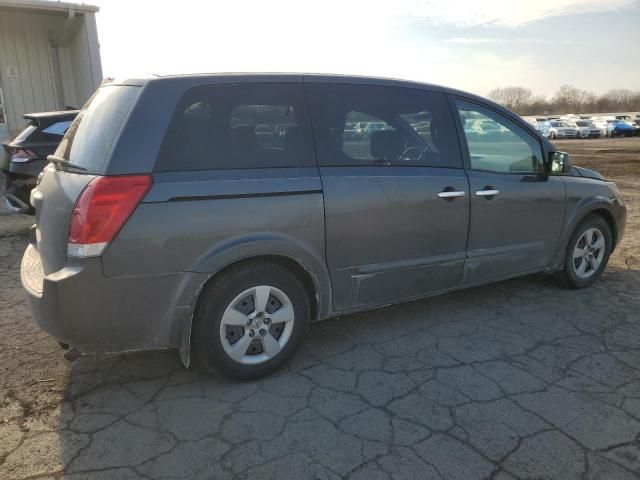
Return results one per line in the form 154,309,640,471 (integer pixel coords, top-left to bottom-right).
22,110,80,127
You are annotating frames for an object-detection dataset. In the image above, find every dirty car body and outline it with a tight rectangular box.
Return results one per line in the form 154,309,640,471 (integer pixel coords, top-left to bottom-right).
21,74,627,377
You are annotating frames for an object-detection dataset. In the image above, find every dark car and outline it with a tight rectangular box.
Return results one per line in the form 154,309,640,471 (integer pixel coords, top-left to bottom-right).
1,110,78,212
21,74,626,379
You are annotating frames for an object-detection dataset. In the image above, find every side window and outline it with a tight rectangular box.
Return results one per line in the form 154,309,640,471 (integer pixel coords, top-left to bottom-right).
455,100,544,173
157,84,314,171
343,112,395,161
306,84,462,168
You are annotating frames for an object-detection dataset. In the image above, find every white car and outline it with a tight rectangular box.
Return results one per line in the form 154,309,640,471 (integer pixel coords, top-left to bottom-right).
542,120,578,139
533,117,547,133
573,120,602,138
592,118,609,137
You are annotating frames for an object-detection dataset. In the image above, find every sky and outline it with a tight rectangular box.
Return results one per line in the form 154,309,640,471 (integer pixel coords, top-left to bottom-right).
88,0,640,98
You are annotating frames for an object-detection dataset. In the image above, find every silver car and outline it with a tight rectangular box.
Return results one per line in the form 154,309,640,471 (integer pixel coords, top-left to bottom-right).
21,74,627,379
544,120,579,139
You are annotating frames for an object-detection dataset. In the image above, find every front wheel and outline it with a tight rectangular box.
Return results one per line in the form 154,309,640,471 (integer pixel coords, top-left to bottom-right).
557,214,612,289
192,262,311,379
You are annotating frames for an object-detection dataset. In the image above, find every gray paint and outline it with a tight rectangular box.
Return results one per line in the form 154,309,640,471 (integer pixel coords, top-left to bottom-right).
320,166,469,310
30,164,95,275
20,73,627,362
462,170,565,284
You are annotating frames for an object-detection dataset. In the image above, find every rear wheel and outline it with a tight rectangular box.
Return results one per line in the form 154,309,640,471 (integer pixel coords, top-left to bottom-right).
557,214,612,289
192,262,311,380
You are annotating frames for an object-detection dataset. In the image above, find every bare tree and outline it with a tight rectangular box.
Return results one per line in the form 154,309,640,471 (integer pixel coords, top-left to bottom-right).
488,86,533,111
485,84,639,115
604,89,635,105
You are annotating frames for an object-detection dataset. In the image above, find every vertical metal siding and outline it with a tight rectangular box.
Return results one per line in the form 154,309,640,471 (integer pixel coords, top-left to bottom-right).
57,13,102,109
0,9,101,137
0,11,64,133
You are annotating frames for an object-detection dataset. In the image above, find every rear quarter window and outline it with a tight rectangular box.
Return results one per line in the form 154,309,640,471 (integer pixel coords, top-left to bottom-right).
55,86,141,173
156,83,315,171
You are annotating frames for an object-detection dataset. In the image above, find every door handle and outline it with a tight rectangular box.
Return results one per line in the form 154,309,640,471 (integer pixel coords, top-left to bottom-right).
475,189,500,197
438,190,466,199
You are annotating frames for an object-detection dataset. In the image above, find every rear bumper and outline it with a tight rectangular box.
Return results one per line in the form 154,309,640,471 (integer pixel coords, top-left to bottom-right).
21,242,207,353
9,158,47,178
4,163,41,212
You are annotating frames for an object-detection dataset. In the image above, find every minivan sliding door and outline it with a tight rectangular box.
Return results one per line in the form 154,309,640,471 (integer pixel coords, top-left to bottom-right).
306,82,470,311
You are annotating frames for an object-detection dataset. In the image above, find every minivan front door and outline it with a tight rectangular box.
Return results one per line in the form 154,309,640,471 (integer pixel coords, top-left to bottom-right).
453,98,565,285
306,82,469,311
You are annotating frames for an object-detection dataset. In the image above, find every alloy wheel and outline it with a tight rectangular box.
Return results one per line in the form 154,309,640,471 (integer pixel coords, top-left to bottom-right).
219,285,295,364
572,227,606,279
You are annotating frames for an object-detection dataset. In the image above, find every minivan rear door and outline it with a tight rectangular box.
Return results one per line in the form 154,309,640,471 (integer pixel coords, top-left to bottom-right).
31,85,142,275
306,82,469,311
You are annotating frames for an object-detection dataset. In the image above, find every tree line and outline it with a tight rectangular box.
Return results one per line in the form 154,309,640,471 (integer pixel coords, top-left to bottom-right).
488,85,640,116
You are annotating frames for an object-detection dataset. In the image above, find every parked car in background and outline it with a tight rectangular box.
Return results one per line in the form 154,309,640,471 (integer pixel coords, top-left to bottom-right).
363,121,387,138
522,116,538,130
343,122,357,140
21,74,628,379
534,117,547,133
353,121,369,138
591,118,609,137
607,119,636,137
542,120,579,139
573,120,602,138
1,110,78,213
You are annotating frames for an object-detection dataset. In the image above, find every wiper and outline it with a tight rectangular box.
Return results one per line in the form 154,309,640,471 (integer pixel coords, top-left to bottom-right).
47,154,87,172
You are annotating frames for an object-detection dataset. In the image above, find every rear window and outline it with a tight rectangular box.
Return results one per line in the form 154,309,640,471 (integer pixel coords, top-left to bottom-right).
156,83,315,171
13,120,74,145
55,86,141,173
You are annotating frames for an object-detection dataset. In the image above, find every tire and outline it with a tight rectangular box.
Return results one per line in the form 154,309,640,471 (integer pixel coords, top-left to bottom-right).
192,261,311,380
550,131,556,139
557,214,612,289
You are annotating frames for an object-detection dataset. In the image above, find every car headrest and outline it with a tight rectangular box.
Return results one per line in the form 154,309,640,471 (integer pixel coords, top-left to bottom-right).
370,130,402,161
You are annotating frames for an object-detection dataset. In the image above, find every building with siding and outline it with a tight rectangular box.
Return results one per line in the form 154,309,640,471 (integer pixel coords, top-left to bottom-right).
0,0,101,140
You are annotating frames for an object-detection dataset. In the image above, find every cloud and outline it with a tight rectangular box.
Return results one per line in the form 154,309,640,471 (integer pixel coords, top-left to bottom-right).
443,37,578,45
404,0,640,26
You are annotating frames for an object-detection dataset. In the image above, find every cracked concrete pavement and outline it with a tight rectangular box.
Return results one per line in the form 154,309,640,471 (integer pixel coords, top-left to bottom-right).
1,138,639,479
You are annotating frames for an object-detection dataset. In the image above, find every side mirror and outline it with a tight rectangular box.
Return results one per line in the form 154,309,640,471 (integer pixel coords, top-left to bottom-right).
548,151,570,173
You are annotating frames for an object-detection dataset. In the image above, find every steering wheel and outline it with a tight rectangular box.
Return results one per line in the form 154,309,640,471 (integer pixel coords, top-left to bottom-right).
399,145,423,162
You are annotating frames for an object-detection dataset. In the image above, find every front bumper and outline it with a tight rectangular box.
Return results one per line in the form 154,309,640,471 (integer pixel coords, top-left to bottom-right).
614,203,627,251
21,240,206,353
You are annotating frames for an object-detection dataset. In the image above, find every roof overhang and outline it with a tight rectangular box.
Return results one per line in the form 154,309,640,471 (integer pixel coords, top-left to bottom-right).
0,0,99,14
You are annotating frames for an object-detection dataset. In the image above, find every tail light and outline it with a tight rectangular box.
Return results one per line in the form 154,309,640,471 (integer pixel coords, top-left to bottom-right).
67,175,152,258
11,148,37,163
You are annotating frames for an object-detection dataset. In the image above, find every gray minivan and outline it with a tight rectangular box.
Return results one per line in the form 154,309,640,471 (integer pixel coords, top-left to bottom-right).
21,74,626,379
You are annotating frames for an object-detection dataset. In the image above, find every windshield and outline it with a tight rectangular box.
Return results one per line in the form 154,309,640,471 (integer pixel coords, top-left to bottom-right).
576,121,588,126
55,85,141,173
